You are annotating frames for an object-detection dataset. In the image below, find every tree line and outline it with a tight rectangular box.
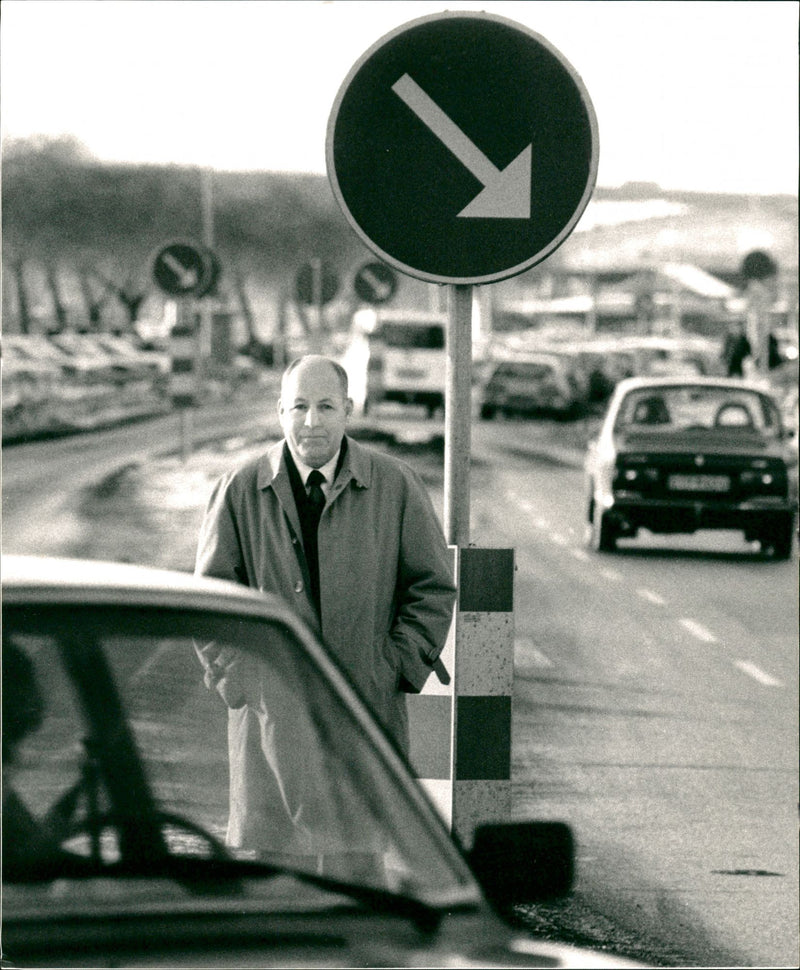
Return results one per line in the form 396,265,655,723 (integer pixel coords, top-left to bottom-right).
1,135,366,335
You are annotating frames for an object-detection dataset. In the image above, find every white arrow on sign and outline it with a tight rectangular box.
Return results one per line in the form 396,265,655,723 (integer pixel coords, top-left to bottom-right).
392,73,531,219
163,252,199,290
360,268,394,301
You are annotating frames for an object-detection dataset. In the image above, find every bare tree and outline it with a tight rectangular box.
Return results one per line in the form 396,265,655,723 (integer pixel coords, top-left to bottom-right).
5,257,33,334
44,263,69,331
88,268,148,329
78,269,110,330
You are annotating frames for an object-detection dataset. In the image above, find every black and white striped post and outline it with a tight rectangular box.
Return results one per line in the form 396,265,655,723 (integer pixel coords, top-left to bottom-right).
409,546,515,847
170,303,200,461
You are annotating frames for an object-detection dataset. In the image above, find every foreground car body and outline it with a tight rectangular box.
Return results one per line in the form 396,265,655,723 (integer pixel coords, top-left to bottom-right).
585,376,797,557
2,556,646,968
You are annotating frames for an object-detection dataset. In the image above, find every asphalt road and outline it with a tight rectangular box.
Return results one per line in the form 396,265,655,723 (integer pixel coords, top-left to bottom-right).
469,420,798,968
3,400,798,967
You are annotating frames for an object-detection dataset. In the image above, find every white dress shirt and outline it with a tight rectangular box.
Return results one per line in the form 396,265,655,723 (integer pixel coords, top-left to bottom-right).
292,449,340,501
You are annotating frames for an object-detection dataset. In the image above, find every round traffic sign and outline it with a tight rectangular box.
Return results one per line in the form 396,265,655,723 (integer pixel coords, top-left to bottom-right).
152,241,216,297
354,261,397,304
327,11,599,285
296,261,339,305
741,250,778,282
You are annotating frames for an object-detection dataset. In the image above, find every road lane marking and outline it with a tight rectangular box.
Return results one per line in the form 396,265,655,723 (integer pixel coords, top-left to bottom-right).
535,517,549,529
734,660,783,687
550,533,568,546
515,636,554,668
637,588,666,606
571,548,590,562
529,647,553,667
679,618,718,643
599,567,622,582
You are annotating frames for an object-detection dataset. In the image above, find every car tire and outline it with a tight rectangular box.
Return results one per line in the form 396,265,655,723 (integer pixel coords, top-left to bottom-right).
588,498,617,552
761,513,795,560
480,404,496,420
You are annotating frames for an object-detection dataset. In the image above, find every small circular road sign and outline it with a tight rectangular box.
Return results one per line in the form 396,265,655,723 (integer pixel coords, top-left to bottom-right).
741,250,778,282
327,11,599,286
153,241,216,298
354,261,397,304
296,261,339,305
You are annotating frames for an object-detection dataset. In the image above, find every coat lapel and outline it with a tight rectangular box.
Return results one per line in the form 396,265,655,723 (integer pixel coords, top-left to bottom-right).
328,436,371,504
257,441,303,541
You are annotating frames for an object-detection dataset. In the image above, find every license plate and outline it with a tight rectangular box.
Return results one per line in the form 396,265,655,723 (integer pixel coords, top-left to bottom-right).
668,474,730,492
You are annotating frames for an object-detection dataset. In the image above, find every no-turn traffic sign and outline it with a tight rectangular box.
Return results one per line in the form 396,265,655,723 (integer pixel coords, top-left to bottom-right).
326,11,599,285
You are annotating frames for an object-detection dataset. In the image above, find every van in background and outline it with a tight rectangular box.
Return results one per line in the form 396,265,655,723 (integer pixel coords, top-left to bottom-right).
341,308,447,417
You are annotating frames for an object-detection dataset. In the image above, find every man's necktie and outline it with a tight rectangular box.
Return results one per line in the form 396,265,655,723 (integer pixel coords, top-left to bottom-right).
306,470,326,527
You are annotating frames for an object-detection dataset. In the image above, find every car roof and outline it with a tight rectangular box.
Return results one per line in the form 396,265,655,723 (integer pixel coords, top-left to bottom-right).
613,374,774,395
491,351,565,365
2,555,301,625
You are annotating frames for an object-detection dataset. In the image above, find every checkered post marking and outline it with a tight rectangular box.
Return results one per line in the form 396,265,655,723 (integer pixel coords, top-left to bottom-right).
408,547,514,847
169,316,198,408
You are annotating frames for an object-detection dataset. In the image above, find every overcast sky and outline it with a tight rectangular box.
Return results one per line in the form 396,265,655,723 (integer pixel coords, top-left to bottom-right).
1,0,797,194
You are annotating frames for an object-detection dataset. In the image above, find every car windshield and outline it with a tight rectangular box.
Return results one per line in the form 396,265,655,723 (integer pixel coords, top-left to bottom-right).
614,385,782,437
376,323,445,349
494,361,554,380
4,604,475,907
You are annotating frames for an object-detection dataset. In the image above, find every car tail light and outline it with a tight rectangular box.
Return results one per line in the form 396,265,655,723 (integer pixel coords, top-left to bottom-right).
621,467,659,483
738,462,787,494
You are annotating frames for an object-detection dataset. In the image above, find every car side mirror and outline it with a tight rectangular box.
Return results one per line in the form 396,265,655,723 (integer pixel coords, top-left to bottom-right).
468,821,574,920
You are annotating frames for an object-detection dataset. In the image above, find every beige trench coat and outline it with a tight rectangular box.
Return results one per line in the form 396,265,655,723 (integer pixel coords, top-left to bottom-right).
194,436,456,853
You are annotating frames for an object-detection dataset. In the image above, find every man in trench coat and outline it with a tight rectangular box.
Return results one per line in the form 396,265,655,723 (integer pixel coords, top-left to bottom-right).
195,355,456,857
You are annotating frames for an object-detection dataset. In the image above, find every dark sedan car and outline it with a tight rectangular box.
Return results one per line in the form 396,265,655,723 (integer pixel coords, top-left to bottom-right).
2,556,646,969
479,354,589,420
585,377,798,557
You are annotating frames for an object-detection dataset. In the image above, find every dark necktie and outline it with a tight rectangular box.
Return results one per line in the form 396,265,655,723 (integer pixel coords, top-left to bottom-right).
306,470,326,527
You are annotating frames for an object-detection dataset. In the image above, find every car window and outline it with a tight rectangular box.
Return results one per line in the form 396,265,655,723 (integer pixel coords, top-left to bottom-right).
4,605,472,901
377,323,445,349
3,635,88,861
616,386,782,436
495,362,552,380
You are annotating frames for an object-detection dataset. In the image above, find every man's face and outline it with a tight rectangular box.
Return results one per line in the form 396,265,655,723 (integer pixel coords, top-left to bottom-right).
278,358,352,468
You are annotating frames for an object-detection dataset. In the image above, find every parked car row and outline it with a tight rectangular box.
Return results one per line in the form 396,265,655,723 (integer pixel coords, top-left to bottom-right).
2,333,172,442
4,332,170,386
477,333,729,421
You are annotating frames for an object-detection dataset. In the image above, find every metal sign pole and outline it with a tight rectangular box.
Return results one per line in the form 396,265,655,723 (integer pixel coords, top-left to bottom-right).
200,168,215,374
745,279,773,376
311,257,323,352
444,283,473,547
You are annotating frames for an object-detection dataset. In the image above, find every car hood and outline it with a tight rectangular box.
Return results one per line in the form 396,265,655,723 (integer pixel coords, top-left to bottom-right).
4,874,649,969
